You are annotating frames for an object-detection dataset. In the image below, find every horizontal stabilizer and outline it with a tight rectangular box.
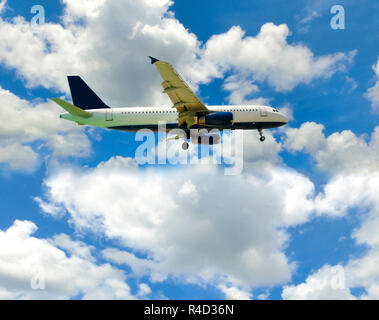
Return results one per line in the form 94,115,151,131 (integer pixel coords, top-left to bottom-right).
51,98,92,118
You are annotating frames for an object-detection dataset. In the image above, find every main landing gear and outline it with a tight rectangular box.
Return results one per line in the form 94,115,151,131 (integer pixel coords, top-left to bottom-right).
182,142,189,150
258,128,266,142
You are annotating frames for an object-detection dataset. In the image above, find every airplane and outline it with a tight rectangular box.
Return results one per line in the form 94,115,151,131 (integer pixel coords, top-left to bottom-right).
52,56,288,150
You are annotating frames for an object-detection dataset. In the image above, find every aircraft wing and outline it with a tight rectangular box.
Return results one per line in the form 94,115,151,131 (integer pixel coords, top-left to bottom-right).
149,56,208,128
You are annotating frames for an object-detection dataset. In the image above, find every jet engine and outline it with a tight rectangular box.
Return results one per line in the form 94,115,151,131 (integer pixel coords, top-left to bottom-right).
198,112,233,127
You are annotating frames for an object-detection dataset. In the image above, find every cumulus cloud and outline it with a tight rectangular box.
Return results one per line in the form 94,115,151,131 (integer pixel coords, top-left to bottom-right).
296,226,379,300
0,86,91,171
0,0,357,172
36,155,321,292
314,173,379,217
0,0,365,299
0,1,355,108
281,120,379,299
346,247,379,299
0,0,197,107
282,170,379,299
0,142,39,171
242,130,282,165
0,220,134,299
222,75,268,105
313,173,379,245
284,216,379,300
197,23,356,92
365,57,379,112
50,233,95,262
282,264,355,300
137,283,152,298
218,284,252,300
0,0,357,174
285,122,379,175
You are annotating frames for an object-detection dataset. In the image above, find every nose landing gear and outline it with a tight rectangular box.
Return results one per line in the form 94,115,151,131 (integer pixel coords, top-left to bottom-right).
258,128,266,142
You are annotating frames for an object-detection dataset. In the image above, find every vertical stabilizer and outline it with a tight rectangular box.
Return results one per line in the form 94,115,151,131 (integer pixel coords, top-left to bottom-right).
67,76,110,110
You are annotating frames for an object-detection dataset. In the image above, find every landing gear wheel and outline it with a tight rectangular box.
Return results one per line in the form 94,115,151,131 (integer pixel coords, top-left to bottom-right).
182,142,189,150
258,128,265,142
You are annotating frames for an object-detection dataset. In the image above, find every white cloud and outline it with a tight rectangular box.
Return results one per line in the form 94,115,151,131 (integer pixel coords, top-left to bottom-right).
103,248,167,282
0,142,39,171
0,1,355,108
281,118,379,299
283,171,379,299
365,57,379,112
222,75,267,105
0,0,356,174
278,103,294,122
239,130,282,165
314,173,379,245
283,234,379,299
197,23,356,92
137,283,152,298
34,196,64,216
50,233,95,262
345,246,379,299
285,122,325,154
0,220,134,299
0,0,357,173
314,173,379,217
37,155,321,291
0,86,91,171
0,0,198,107
218,284,252,300
285,122,379,175
62,0,108,20
282,265,355,300
0,0,368,299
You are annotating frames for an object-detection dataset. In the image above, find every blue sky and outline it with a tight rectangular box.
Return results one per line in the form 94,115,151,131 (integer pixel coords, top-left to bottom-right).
0,0,378,300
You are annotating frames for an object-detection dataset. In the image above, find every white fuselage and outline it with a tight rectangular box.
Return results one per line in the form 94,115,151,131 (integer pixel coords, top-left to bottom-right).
61,105,288,131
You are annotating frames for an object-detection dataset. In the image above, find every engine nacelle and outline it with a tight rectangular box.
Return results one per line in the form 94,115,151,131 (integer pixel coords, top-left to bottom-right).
198,112,233,126
192,134,221,145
